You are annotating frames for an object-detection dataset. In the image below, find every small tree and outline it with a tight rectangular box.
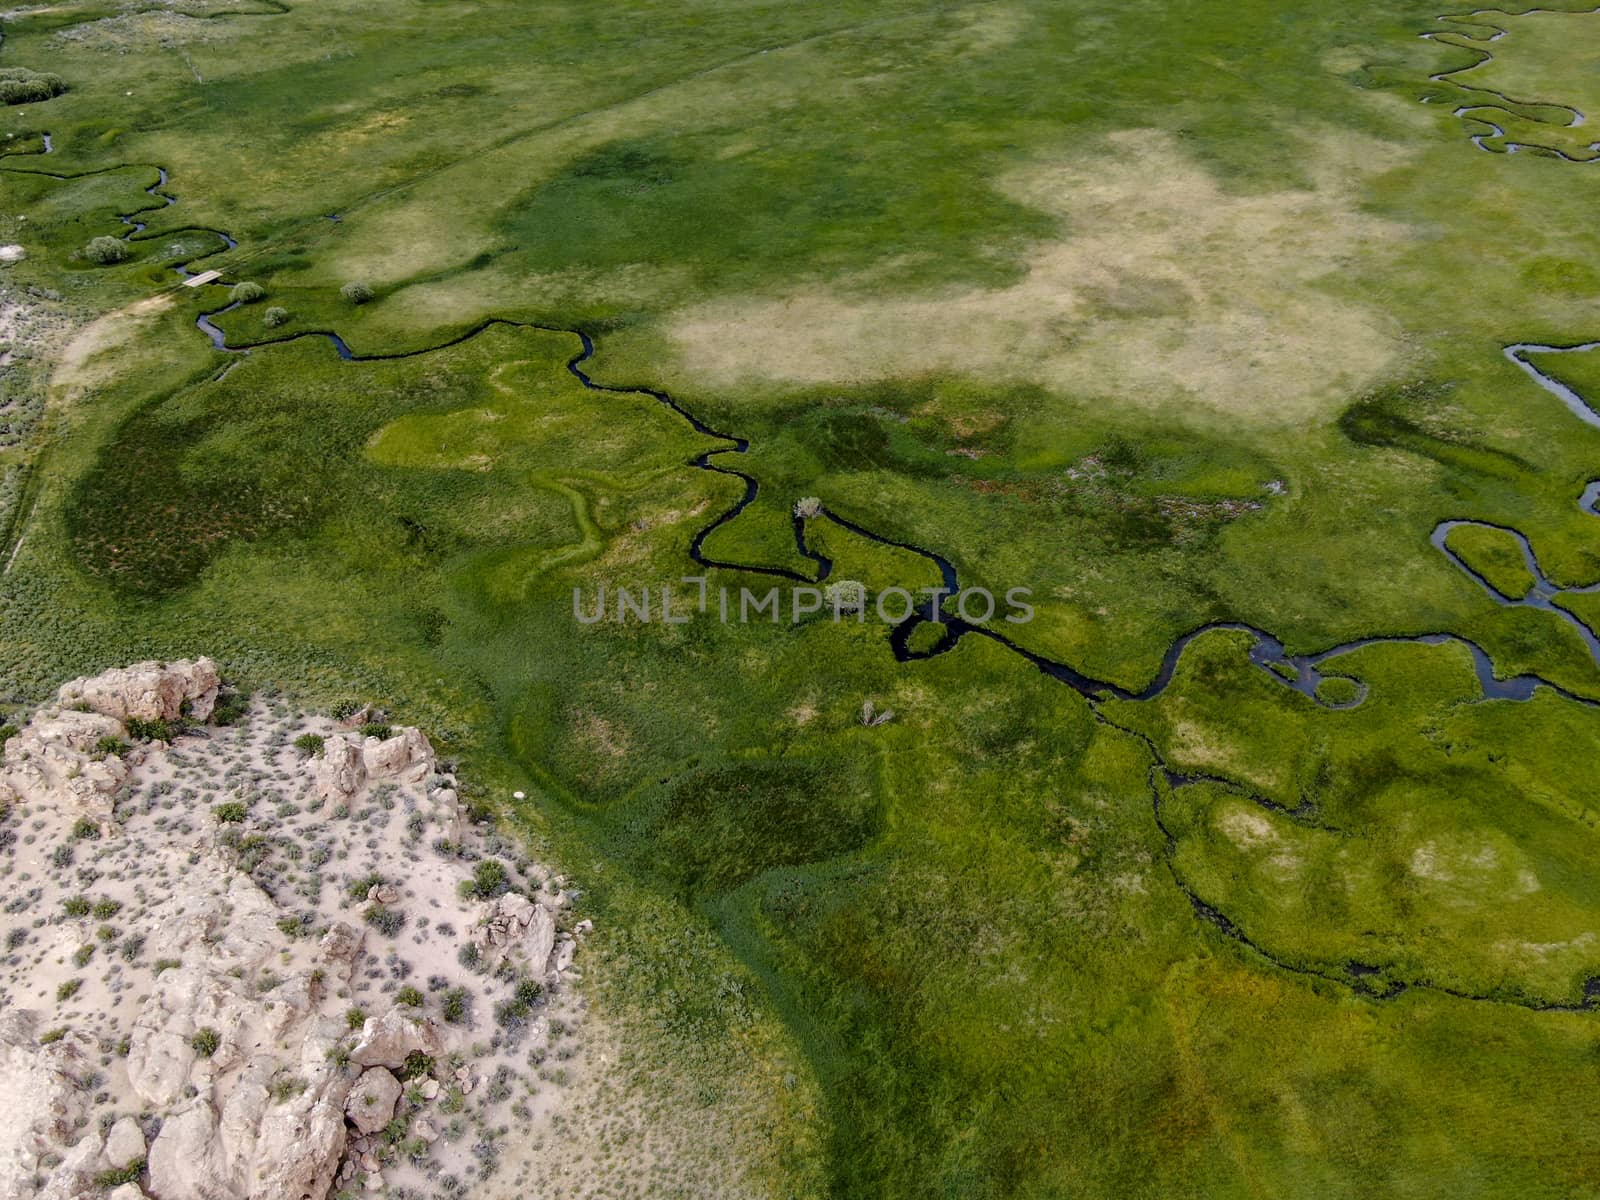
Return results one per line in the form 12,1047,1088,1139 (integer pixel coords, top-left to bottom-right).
231,281,266,303
262,306,289,328
340,281,374,305
84,236,127,265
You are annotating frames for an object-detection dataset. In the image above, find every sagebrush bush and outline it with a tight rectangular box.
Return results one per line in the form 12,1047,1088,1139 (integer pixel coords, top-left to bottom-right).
457,858,509,901
211,690,249,725
126,716,177,741
231,281,266,303
364,904,405,936
340,281,374,304
84,236,127,266
440,986,471,1024
262,306,289,328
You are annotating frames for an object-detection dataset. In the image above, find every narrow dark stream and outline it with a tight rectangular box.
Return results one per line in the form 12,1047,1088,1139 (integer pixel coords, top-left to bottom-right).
1422,6,1600,159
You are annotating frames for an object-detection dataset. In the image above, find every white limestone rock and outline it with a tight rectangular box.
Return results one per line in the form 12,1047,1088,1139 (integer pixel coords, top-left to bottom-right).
343,1068,401,1135
57,657,220,724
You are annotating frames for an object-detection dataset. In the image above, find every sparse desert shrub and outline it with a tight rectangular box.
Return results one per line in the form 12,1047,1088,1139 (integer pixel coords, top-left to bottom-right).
83,236,127,265
93,1160,144,1188
332,700,364,720
359,722,392,741
211,690,249,724
514,977,543,1008
269,1075,306,1103
292,732,324,757
70,818,97,840
399,1050,433,1080
457,858,508,901
346,871,385,902
190,1027,220,1057
50,843,73,868
38,1027,67,1044
345,1006,367,1030
440,987,471,1024
231,281,265,303
125,716,177,741
90,899,121,920
62,896,91,917
396,985,424,1007
364,904,405,936
56,978,82,1001
94,735,128,756
213,801,247,824
261,306,289,328
340,281,374,304
71,944,93,968
0,724,17,746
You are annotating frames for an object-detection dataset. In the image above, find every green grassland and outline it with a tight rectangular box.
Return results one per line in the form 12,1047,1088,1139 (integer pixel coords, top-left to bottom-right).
4,0,1600,1196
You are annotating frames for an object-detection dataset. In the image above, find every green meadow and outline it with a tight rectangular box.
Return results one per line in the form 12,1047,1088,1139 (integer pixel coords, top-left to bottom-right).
3,0,1600,1195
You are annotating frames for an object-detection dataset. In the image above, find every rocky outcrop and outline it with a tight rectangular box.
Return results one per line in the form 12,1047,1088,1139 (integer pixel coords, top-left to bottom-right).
312,733,365,802
4,661,590,1200
102,1118,145,1172
474,891,557,974
0,1015,93,1200
0,707,128,829
361,726,434,783
349,1007,445,1071
125,860,359,1200
58,657,219,724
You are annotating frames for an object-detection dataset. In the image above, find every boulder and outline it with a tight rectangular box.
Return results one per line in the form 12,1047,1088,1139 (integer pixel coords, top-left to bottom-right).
57,658,220,724
426,786,466,842
146,1099,226,1200
102,1115,146,1169
251,1088,349,1200
343,1068,401,1135
552,937,576,975
33,1126,104,1200
362,726,434,783
349,1007,444,1071
1,708,128,828
313,734,366,802
473,891,556,974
